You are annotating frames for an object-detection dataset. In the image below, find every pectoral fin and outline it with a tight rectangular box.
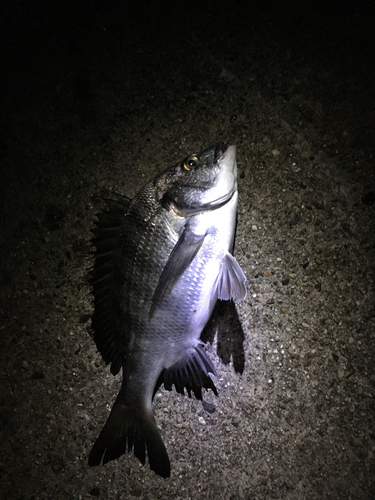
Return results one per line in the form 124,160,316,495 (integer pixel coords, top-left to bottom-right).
215,252,247,301
149,226,205,319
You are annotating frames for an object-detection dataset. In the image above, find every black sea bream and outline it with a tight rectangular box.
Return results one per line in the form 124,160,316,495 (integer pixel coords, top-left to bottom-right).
88,143,246,477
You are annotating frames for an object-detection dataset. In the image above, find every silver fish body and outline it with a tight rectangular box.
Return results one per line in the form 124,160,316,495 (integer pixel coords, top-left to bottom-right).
88,143,246,477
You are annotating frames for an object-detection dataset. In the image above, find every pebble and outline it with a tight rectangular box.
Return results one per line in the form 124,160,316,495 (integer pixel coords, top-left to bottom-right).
291,163,301,172
202,400,216,414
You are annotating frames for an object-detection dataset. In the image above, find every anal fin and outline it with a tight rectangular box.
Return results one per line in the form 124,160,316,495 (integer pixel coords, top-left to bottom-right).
161,343,218,399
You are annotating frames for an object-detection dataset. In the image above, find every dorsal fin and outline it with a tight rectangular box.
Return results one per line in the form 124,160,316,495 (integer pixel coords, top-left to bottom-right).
90,194,131,375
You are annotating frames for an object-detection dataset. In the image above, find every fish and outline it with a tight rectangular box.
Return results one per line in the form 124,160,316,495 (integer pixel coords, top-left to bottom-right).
88,142,247,477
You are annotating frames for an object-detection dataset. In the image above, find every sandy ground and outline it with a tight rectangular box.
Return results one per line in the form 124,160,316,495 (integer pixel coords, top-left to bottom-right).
1,1,374,499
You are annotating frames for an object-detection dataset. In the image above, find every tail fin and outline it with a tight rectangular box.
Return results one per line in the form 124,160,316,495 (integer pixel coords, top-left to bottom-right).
88,393,170,478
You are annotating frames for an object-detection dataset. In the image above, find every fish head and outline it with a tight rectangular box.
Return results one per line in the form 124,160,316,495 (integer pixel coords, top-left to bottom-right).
155,143,237,216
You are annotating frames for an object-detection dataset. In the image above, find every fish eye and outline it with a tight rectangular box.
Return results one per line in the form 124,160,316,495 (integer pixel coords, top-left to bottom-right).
183,155,199,171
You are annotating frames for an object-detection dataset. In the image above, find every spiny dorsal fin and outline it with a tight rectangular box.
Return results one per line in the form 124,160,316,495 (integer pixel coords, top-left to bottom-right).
90,194,132,375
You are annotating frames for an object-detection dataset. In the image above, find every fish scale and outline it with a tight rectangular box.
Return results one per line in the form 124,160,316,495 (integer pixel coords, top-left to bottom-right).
88,143,247,477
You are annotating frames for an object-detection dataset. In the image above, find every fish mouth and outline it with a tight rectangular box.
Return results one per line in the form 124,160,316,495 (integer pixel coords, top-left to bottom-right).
218,143,237,185
214,141,225,163
169,143,237,217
